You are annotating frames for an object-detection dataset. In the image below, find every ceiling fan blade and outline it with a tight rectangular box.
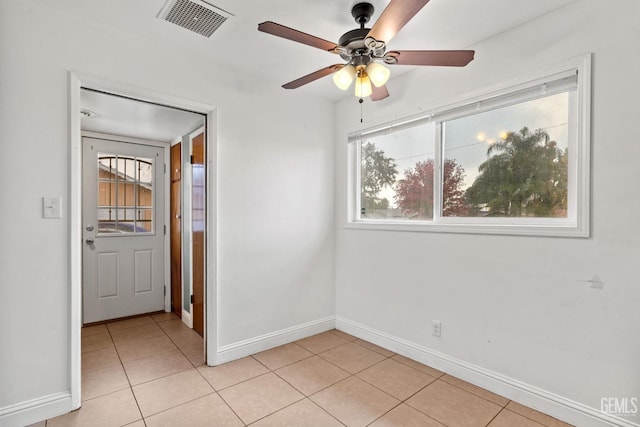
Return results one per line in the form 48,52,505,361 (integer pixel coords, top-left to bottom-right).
367,0,430,44
282,64,344,89
371,84,390,101
258,21,338,52
386,50,475,66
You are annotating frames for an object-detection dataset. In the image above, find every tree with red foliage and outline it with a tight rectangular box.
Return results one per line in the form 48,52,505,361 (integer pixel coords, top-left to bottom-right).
394,158,469,219
442,158,470,217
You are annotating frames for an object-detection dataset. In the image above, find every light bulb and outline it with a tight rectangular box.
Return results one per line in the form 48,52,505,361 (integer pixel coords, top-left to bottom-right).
365,62,390,87
333,65,356,90
354,75,373,98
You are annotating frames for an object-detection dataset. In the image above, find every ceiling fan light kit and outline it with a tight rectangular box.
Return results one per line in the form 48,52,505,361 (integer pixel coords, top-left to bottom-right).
333,64,357,90
365,62,391,87
355,75,373,98
258,0,475,102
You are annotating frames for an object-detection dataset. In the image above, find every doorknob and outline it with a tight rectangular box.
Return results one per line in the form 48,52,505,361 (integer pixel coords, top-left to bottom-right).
86,238,95,245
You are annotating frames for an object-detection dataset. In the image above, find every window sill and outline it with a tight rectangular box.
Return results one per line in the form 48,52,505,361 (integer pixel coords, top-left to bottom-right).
345,219,589,238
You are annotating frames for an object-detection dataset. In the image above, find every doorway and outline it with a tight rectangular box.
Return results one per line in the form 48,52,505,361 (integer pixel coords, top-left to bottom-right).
69,73,218,409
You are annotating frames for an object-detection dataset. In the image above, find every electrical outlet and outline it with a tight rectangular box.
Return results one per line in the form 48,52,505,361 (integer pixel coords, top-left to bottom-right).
432,320,442,337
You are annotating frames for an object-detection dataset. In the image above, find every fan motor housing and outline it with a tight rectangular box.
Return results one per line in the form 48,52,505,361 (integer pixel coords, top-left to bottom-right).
339,3,383,61
339,28,370,52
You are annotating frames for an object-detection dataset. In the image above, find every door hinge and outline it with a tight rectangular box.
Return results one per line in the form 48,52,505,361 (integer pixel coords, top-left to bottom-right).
190,155,194,164
164,286,166,296
190,294,194,304
163,225,166,235
164,163,166,174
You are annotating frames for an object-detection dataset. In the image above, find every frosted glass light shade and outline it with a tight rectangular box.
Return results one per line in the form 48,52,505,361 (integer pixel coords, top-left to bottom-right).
333,65,356,90
365,62,391,87
354,75,373,98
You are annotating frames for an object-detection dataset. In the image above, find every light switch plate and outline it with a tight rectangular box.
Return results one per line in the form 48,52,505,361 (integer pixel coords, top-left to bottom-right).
43,197,62,219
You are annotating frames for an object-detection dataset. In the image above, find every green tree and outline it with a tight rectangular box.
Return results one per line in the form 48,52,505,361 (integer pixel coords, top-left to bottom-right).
361,142,398,214
466,127,567,217
394,158,469,218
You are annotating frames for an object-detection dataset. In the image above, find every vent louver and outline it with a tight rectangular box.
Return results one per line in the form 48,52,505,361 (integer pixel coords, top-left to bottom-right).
158,0,232,38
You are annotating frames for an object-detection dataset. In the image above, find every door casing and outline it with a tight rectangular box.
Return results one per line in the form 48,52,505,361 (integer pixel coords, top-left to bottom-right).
69,72,218,410
170,141,182,319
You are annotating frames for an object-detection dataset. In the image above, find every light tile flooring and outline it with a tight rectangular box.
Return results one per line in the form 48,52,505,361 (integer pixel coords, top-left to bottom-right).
32,313,573,427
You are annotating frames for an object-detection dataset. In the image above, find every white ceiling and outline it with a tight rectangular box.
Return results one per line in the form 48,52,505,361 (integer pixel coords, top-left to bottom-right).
38,0,578,101
52,0,578,141
80,89,204,143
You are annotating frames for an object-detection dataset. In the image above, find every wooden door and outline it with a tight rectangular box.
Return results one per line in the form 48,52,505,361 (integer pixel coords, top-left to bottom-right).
82,137,165,323
192,132,205,336
170,143,182,318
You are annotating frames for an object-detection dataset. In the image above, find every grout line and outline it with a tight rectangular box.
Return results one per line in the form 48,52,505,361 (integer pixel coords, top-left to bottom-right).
436,376,510,408
364,400,404,427
250,348,316,372
73,325,561,427
188,349,247,424
306,398,348,427
350,339,397,357
216,370,274,393
105,318,146,424
245,348,348,427
242,395,306,425
125,317,208,423
213,386,249,426
485,406,508,426
390,354,447,378
503,406,567,427
142,391,219,424
313,344,391,377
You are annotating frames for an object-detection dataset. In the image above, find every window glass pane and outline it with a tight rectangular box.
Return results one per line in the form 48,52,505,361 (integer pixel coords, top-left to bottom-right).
137,209,153,232
98,154,117,179
96,153,154,235
98,181,117,207
136,183,153,208
117,208,136,233
360,123,435,220
443,91,570,218
117,222,137,233
118,182,136,207
122,158,135,181
192,165,205,232
97,208,117,233
137,158,153,184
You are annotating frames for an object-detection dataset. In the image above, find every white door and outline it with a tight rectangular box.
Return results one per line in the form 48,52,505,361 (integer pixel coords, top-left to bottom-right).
82,136,165,323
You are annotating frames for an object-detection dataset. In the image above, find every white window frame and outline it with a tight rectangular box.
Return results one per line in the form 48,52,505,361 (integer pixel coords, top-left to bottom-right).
347,54,591,237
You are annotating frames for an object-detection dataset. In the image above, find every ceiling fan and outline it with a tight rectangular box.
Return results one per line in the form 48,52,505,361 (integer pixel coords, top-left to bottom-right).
258,0,475,101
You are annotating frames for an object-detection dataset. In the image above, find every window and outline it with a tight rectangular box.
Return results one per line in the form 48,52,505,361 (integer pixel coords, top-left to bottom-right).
97,154,154,234
348,56,591,237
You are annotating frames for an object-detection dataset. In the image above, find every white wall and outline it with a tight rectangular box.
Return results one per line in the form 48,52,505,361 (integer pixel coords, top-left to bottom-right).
334,0,639,425
0,0,335,422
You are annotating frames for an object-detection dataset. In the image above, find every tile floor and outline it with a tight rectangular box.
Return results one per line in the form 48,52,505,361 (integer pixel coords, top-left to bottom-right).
31,313,573,427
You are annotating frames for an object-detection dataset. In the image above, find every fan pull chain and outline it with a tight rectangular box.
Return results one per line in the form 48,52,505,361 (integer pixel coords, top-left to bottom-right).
359,97,364,123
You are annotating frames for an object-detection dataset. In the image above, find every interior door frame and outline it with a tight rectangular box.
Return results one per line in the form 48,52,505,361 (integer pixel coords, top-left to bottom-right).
68,72,219,409
186,126,205,329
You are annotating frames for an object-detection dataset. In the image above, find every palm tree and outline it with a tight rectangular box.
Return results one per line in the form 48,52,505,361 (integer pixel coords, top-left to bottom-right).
466,127,567,217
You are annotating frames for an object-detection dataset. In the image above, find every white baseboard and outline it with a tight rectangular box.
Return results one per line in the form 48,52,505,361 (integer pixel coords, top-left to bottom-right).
336,317,639,427
214,316,336,365
182,309,193,328
0,392,72,427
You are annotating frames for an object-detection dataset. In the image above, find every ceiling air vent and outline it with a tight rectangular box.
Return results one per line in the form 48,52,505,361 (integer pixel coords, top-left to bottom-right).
158,0,233,38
